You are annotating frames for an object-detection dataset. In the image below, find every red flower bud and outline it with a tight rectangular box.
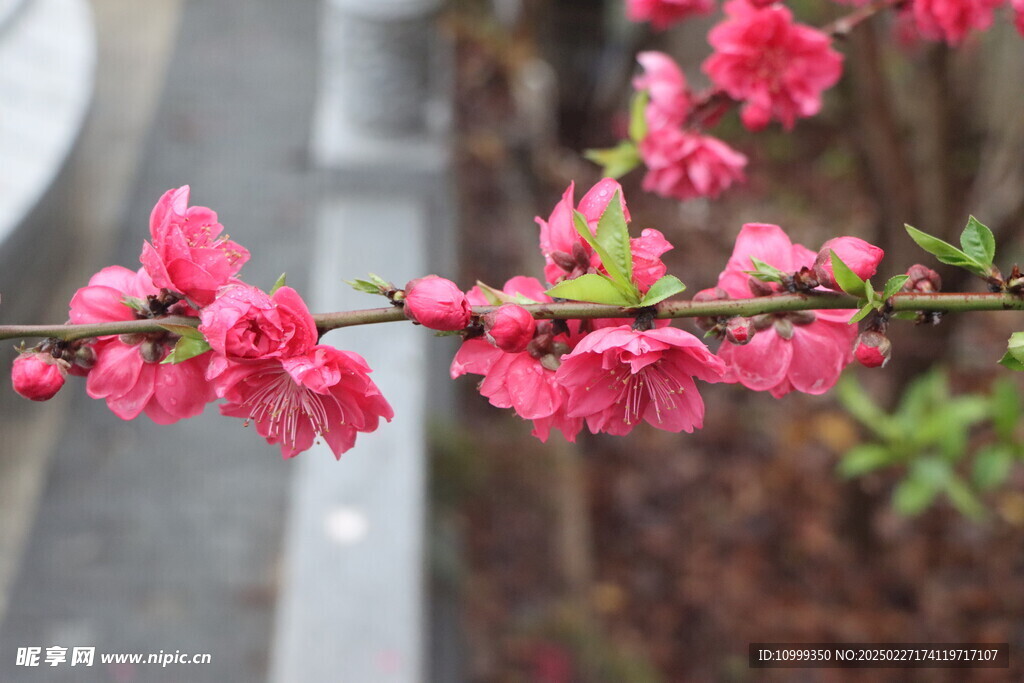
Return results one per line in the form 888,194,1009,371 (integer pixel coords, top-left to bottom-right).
483,304,536,353
813,237,884,291
725,317,755,345
903,264,942,293
12,352,69,401
854,331,891,368
402,275,472,331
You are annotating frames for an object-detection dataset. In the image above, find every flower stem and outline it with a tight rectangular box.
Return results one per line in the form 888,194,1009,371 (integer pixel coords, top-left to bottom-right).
3,292,1023,343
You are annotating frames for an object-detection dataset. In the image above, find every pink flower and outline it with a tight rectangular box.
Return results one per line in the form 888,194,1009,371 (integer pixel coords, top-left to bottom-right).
626,0,715,30
402,275,472,331
711,223,857,397
199,284,318,364
451,278,583,443
556,325,726,436
483,304,536,353
908,0,1004,44
634,52,692,129
813,236,884,291
213,345,393,458
1015,0,1024,36
140,186,250,306
536,180,672,291
640,127,748,201
703,0,843,131
854,331,891,368
12,352,68,401
69,265,215,423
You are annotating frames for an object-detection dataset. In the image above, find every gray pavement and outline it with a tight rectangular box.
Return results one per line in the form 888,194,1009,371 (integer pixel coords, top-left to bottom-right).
0,0,320,680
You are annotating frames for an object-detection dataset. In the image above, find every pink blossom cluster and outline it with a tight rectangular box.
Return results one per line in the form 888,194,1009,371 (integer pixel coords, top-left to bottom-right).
902,0,1007,45
632,52,749,202
18,186,392,458
626,0,715,30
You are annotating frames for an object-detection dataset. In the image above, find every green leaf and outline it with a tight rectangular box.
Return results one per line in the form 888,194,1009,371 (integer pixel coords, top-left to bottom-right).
990,378,1020,441
882,275,910,300
122,296,149,314
744,257,787,284
346,279,381,295
472,281,506,306
904,224,990,278
596,191,634,286
848,303,875,324
998,351,1024,371
1003,332,1024,364
584,142,642,180
157,323,205,341
639,275,686,306
893,475,940,516
628,91,649,143
835,376,897,440
269,272,287,295
546,274,635,306
960,216,995,268
571,210,639,303
829,249,868,298
973,445,1013,490
838,444,894,477
944,476,986,520
161,336,211,364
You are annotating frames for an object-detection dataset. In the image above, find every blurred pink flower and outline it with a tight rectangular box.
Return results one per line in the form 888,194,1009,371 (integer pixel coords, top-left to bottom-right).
451,278,583,443
199,284,318,366
140,186,250,306
813,236,884,291
711,223,857,397
626,0,715,30
703,0,843,131
908,0,1004,44
640,127,747,201
556,325,725,436
403,275,472,331
634,51,692,129
11,352,68,401
1015,0,1024,36
214,345,393,458
69,265,214,423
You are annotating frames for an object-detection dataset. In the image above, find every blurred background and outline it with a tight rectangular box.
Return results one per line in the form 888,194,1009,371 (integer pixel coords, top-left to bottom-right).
1,0,1024,681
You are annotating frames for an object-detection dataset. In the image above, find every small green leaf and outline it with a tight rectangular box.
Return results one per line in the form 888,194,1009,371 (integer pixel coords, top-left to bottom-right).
944,476,986,520
161,336,211,364
346,279,381,295
865,278,877,305
1004,331,1024,364
848,303,875,324
584,142,641,179
628,91,650,143
546,274,635,306
122,296,149,314
829,249,868,298
990,378,1020,441
472,281,506,306
998,351,1024,371
893,475,940,516
835,376,898,440
596,191,634,286
960,216,995,268
973,445,1013,490
157,323,205,341
571,210,639,303
269,272,287,295
905,224,990,278
838,444,894,477
639,275,686,306
882,275,910,300
744,257,787,284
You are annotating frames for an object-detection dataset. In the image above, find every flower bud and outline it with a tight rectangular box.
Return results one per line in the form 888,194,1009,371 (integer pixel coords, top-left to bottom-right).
483,304,536,353
903,264,942,293
813,237,884,292
140,340,165,363
12,352,69,401
747,277,774,297
724,317,755,345
692,287,730,331
402,275,472,331
854,331,891,368
74,345,97,370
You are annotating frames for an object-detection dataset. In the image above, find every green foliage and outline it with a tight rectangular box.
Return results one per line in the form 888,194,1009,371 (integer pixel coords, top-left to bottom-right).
836,369,1023,520
904,217,997,280
345,272,392,296
161,335,211,364
829,249,868,298
639,275,686,306
999,332,1024,371
584,142,641,180
744,256,787,284
547,273,636,307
